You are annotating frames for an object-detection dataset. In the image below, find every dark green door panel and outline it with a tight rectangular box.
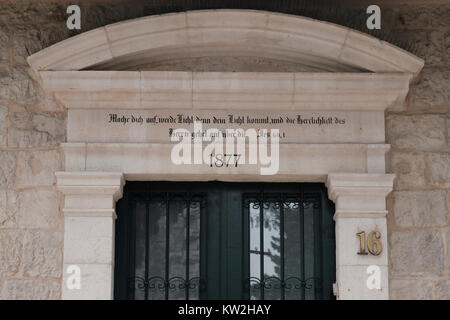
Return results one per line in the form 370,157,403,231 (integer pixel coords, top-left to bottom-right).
114,182,335,300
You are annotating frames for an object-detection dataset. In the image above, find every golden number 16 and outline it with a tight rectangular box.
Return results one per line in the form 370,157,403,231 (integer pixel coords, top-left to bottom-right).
356,231,382,256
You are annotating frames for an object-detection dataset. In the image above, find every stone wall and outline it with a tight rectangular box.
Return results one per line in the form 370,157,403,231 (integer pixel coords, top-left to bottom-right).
382,3,450,300
0,0,69,300
0,0,449,299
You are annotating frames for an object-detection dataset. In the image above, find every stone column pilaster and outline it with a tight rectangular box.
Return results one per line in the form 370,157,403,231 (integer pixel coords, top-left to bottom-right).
56,172,125,300
326,173,394,300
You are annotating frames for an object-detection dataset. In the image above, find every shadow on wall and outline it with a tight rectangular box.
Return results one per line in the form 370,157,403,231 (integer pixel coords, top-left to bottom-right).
2,0,417,55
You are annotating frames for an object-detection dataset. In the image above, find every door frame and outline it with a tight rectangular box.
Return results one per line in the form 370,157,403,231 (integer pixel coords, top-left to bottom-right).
26,10,423,300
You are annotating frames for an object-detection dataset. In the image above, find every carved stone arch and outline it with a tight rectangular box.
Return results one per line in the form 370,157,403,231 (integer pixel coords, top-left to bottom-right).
27,10,424,300
28,10,423,74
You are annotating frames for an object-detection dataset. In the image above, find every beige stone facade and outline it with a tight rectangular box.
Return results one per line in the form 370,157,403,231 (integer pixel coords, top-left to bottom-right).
0,0,449,300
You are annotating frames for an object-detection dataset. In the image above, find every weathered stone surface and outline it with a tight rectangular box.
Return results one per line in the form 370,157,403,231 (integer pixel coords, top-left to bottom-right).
0,279,60,300
435,280,450,300
392,30,443,65
0,189,18,228
0,28,8,61
426,153,450,188
13,26,70,64
0,151,16,187
9,108,65,147
390,279,434,300
393,191,448,227
446,112,450,146
16,189,61,229
0,231,23,277
421,31,443,65
390,230,444,277
447,232,450,269
388,152,426,189
0,67,42,102
15,150,61,188
396,6,429,28
446,32,450,62
0,106,7,146
0,1,73,33
13,28,42,65
408,68,450,108
429,5,450,27
387,114,446,151
28,97,64,112
23,231,63,278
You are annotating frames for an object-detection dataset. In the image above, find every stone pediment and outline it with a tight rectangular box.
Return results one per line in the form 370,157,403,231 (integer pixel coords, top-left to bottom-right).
27,10,423,74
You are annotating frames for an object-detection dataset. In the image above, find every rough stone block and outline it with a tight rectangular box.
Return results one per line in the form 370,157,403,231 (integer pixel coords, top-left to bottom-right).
426,153,450,188
0,189,18,228
8,108,65,147
396,6,429,28
0,151,15,187
429,5,450,27
388,152,426,189
15,150,61,188
16,189,61,229
408,68,450,109
435,280,450,300
387,114,446,151
13,26,70,64
420,30,443,65
390,279,434,300
23,231,63,278
0,28,8,61
0,66,42,102
392,30,443,65
447,113,450,146
447,232,450,269
389,230,444,277
393,190,448,227
446,32,450,62
1,279,60,300
0,106,7,146
0,231,23,277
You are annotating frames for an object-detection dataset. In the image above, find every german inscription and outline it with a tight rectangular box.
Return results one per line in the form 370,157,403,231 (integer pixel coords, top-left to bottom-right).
67,109,384,144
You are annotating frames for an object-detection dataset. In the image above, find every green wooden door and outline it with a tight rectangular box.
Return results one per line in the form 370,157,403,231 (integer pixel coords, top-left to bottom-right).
114,182,335,300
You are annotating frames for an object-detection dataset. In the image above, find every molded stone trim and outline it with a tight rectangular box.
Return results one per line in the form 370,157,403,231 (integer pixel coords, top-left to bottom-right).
38,71,413,111
327,173,395,201
326,173,394,300
59,143,391,180
56,171,125,203
27,10,424,76
56,172,124,300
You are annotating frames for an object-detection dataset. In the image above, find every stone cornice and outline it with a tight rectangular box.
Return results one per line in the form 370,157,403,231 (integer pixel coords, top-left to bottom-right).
27,10,424,76
326,173,395,202
38,71,412,111
55,172,125,201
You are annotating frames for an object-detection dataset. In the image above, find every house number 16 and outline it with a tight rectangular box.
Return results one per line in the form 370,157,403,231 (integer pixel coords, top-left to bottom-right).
356,231,382,256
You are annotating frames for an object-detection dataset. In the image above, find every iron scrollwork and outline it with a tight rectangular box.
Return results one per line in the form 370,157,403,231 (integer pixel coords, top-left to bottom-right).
128,276,207,293
244,276,322,291
243,193,321,210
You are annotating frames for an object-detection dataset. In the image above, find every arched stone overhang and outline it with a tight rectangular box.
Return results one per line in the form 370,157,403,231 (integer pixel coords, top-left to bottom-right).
28,10,423,74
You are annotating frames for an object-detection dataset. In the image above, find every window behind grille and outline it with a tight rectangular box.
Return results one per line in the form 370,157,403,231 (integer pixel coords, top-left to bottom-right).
114,182,335,300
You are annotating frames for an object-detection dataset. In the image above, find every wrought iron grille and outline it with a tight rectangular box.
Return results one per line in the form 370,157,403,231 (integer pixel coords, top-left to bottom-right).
121,190,207,300
243,192,324,300
115,182,335,300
